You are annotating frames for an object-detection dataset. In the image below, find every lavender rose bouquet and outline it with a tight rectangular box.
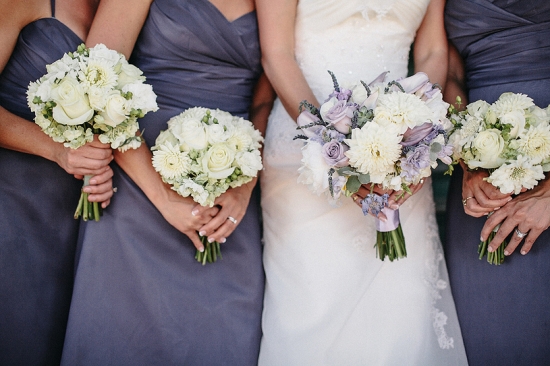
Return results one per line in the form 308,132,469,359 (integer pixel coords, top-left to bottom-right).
296,71,453,261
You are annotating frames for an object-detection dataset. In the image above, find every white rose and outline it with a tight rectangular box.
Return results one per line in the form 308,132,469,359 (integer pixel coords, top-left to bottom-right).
51,77,94,125
171,116,208,150
154,130,180,149
235,150,263,177
297,141,331,195
202,143,236,179
100,92,128,127
207,123,229,144
525,106,550,127
467,129,506,169
499,110,526,138
117,62,145,87
466,100,490,118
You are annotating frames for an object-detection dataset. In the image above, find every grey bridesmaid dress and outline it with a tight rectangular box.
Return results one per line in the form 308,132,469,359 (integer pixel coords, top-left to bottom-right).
61,1,264,364
0,1,82,364
445,1,550,365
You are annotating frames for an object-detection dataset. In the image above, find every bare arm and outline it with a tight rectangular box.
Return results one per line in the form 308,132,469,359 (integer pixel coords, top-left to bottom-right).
413,0,448,88
87,0,219,249
443,42,467,109
0,0,113,205
255,0,316,120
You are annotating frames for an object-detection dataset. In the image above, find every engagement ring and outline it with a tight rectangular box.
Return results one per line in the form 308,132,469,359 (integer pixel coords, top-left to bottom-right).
462,196,473,206
113,187,118,193
227,216,237,225
515,228,528,238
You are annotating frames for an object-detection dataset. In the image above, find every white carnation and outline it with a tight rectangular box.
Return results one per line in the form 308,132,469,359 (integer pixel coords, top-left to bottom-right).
235,150,263,177
122,83,158,113
297,141,331,195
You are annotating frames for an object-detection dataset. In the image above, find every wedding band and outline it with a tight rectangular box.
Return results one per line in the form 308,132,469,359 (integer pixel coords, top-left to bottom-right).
352,195,359,202
420,179,424,184
227,216,237,225
462,196,473,206
515,228,528,238
113,187,118,193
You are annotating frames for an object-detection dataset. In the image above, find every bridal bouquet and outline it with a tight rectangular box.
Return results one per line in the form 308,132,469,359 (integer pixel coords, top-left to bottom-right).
297,71,453,261
448,92,550,264
151,107,263,264
27,43,158,221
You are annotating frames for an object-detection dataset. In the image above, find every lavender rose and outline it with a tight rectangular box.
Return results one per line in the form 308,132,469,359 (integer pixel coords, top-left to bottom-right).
322,139,349,167
320,97,355,134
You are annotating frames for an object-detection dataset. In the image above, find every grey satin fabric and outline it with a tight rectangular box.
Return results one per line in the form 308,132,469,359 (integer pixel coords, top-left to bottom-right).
61,1,264,365
0,18,82,366
445,1,550,365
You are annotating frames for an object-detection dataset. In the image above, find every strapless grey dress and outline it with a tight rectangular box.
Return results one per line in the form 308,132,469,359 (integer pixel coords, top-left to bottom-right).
445,1,550,364
0,11,83,366
61,1,264,364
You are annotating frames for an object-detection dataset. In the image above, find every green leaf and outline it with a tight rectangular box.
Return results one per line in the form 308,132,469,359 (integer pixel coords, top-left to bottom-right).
345,175,361,193
358,173,371,184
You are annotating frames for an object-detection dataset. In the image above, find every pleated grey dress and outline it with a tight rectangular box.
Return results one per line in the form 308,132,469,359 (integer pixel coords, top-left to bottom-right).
445,1,550,364
0,1,82,364
61,1,264,364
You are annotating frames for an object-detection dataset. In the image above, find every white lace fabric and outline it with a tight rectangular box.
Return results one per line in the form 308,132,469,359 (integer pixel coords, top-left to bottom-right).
259,0,467,364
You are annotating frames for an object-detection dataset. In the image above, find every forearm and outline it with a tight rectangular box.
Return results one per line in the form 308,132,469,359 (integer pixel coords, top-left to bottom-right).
248,73,276,137
113,143,171,207
0,106,64,162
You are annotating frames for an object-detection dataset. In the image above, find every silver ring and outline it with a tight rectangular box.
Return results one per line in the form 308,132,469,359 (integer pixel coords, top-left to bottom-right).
515,228,528,238
227,216,237,225
113,187,118,193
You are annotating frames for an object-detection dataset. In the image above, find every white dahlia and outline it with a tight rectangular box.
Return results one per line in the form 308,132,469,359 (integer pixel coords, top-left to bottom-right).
152,144,191,180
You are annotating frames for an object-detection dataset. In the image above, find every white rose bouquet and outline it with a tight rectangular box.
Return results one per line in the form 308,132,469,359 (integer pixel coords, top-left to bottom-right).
297,71,453,261
448,92,550,264
151,107,263,265
27,43,158,221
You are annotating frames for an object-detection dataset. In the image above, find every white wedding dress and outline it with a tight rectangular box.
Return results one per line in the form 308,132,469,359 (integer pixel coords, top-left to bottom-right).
259,1,468,365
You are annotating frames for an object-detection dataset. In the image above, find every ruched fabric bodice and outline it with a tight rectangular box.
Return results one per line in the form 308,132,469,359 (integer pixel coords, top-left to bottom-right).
445,1,550,365
0,17,83,366
446,0,550,105
61,1,264,365
131,0,261,146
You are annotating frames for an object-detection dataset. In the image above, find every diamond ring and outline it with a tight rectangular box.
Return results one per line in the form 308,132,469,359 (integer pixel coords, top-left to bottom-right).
515,228,528,238
462,196,473,206
227,216,238,225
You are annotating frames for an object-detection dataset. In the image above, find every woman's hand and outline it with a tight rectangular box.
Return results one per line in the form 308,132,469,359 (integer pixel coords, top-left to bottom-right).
82,166,115,208
193,178,257,244
460,161,512,217
56,135,113,178
157,189,220,251
481,176,550,256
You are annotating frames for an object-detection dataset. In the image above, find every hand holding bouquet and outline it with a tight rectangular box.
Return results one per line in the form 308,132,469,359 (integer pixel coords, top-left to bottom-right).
296,71,453,261
27,43,158,221
151,107,263,264
448,93,550,264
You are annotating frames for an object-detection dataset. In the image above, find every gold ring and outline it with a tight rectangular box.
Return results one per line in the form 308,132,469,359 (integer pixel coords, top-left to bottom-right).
227,216,237,225
352,195,359,202
462,196,473,206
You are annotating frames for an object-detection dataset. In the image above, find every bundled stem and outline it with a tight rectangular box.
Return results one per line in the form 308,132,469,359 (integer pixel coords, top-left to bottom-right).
74,175,102,221
195,235,222,265
375,223,407,262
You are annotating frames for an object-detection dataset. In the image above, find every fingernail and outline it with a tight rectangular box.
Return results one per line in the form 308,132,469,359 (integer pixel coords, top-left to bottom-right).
83,187,91,193
493,207,500,210
89,179,97,185
379,216,387,222
208,237,215,243
480,236,484,241
192,209,199,216
199,246,204,253
488,246,494,252
390,204,399,210
521,250,527,255
507,197,513,202
221,238,226,243
199,231,206,236
504,250,510,256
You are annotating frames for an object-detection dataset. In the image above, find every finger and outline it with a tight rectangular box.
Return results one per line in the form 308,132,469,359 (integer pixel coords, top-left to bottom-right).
351,194,363,208
186,230,205,252
486,219,516,252
499,228,523,255
519,229,542,255
89,167,114,185
100,198,111,209
480,211,506,241
86,181,115,202
207,221,237,243
464,197,494,217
